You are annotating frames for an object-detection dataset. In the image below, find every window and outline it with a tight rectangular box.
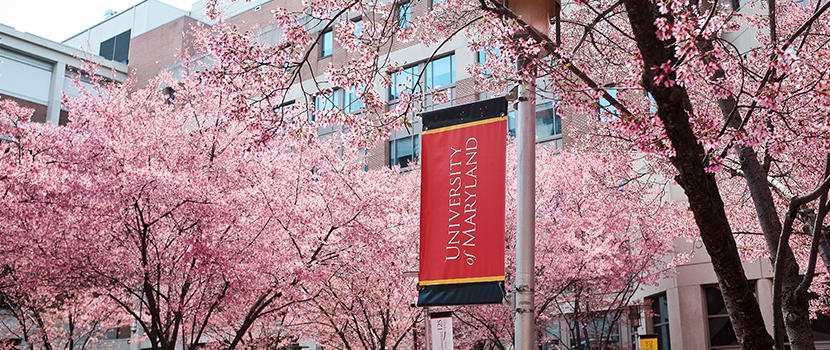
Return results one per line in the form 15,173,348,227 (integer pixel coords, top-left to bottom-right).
315,90,341,111
476,50,490,75
320,29,333,58
506,102,561,140
477,50,486,64
706,283,755,349
476,48,501,63
397,2,411,28
598,88,618,122
426,54,455,90
649,294,671,350
163,87,175,104
354,19,363,37
535,102,561,140
275,101,295,121
389,135,419,167
389,65,419,100
540,319,562,349
105,325,132,340
314,89,342,121
430,0,446,10
99,30,131,64
810,302,830,341
345,89,364,113
570,315,621,349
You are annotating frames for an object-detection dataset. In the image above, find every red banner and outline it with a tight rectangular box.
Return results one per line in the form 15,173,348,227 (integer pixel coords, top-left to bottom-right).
418,98,506,306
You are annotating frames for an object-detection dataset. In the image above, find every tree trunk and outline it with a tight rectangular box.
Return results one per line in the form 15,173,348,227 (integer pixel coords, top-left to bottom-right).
717,95,816,350
619,1,774,348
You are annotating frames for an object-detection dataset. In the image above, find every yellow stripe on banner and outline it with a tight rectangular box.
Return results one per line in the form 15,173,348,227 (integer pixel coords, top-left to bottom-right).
419,276,505,286
422,116,507,135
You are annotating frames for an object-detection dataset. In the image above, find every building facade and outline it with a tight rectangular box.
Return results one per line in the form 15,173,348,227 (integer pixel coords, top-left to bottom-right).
3,0,824,349
0,24,127,126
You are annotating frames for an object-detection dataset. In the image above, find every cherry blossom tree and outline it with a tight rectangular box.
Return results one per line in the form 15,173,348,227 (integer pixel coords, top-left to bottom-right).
285,155,423,350
449,140,682,350
190,0,830,348
4,0,829,346
0,66,418,350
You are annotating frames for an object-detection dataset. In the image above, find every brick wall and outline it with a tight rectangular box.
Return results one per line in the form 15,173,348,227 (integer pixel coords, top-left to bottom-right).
129,16,201,89
367,142,388,170
455,77,477,105
1,95,48,124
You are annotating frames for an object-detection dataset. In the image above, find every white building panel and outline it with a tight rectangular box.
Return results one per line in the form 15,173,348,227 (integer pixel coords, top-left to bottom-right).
0,47,53,104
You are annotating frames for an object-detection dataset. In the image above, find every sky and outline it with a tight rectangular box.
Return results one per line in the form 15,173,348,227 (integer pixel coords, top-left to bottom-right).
0,0,198,43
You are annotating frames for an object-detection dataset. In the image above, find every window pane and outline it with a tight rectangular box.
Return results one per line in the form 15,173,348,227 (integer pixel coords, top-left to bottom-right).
535,102,561,139
508,104,562,140
536,109,554,138
398,3,411,27
651,293,670,324
390,136,419,167
427,55,454,90
396,137,412,157
708,317,737,346
315,90,340,122
346,89,364,113
648,294,671,350
599,88,618,121
354,20,363,37
705,284,754,348
113,30,131,64
321,30,333,57
414,134,420,158
390,66,418,100
705,286,728,315
655,324,671,350
275,102,295,120
811,312,830,341
507,110,516,137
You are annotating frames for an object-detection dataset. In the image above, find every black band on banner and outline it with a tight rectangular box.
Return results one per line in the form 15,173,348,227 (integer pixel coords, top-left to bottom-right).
417,281,505,307
421,97,507,132
430,311,452,319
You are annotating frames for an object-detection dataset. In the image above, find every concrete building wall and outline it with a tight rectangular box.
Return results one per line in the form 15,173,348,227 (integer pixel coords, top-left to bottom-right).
0,24,127,125
62,0,188,60
720,0,764,54
190,0,275,24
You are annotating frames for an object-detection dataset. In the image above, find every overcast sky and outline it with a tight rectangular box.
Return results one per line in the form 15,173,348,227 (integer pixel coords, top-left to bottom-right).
0,0,198,43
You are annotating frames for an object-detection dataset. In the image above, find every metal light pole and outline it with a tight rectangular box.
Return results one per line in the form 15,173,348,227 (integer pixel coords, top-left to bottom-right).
514,57,537,350
506,0,552,347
